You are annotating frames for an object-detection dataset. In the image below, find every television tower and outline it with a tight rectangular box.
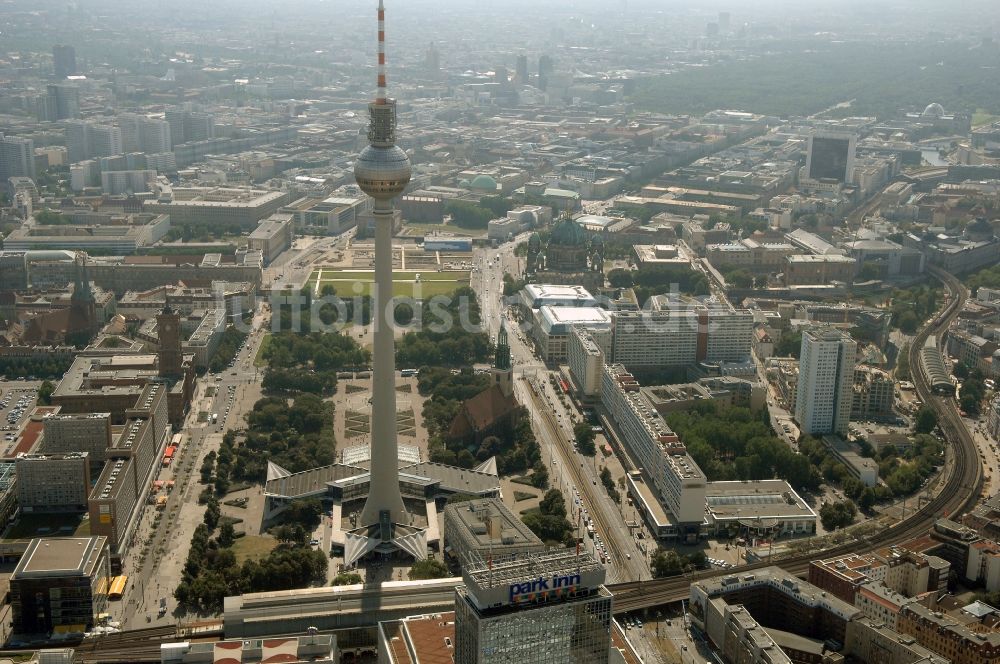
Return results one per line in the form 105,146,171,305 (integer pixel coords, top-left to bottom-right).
353,0,411,528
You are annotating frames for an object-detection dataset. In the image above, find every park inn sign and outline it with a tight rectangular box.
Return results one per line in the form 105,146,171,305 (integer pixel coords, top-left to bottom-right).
509,572,583,604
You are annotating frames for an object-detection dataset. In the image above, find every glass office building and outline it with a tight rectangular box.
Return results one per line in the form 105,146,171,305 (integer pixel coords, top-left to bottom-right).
454,549,613,663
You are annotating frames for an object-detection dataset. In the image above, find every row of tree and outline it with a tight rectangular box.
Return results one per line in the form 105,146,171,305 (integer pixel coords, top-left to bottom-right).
208,326,248,374
395,286,492,368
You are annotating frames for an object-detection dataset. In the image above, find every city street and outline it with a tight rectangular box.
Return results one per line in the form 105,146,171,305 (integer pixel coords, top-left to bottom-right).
117,309,270,629
473,238,650,583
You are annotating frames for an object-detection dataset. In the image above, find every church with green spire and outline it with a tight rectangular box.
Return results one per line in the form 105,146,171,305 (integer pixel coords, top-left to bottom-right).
447,322,520,446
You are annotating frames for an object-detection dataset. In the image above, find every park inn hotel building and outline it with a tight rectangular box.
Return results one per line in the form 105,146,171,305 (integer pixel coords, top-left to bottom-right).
453,549,613,664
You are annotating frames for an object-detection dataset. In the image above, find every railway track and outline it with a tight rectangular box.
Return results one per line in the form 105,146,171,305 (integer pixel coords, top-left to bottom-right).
608,265,983,613
70,625,177,663
71,271,984,650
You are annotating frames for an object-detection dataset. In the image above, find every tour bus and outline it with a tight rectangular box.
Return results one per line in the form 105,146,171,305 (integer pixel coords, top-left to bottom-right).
400,369,418,377
108,575,128,601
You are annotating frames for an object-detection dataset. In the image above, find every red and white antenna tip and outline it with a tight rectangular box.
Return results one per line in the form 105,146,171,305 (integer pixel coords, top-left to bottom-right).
376,0,387,103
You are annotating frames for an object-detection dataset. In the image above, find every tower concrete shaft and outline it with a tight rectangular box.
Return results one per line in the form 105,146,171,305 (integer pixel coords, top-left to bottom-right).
358,201,407,526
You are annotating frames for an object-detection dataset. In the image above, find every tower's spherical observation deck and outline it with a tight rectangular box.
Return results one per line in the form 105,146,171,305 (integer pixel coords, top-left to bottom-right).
354,144,411,201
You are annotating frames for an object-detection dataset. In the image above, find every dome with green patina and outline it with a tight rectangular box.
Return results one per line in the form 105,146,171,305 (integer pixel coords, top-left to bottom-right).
469,174,499,191
549,217,588,246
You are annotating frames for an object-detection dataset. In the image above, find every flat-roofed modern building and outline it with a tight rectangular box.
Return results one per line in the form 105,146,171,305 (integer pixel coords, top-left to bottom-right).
610,299,753,369
160,634,337,664
703,480,816,538
10,536,110,634
796,328,856,437
601,364,706,540
519,284,597,310
533,305,611,363
15,452,91,513
443,497,546,564
454,549,613,664
144,187,292,231
88,457,137,553
567,326,609,399
247,213,294,265
379,611,456,664
40,411,112,470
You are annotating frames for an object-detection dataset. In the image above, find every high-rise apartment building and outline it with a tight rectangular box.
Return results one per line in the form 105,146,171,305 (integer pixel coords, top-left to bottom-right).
0,134,36,181
41,412,113,470
89,124,123,160
52,45,77,78
795,328,856,436
601,364,706,536
454,549,613,664
15,452,91,513
63,121,123,164
609,299,753,369
538,55,554,91
45,84,79,120
515,55,529,84
119,114,172,155
164,108,215,147
806,132,856,184
140,119,172,154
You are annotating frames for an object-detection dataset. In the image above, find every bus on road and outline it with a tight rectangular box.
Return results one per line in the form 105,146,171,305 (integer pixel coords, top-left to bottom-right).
108,575,128,601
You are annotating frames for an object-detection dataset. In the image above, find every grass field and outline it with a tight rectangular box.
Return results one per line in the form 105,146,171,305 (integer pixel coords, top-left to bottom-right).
254,333,272,367
231,534,278,564
307,269,470,298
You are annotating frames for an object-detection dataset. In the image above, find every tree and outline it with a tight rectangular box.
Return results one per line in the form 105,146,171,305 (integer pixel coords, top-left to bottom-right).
446,200,493,229
607,268,634,288
914,407,938,434
273,524,308,546
279,499,324,531
530,464,549,489
953,362,971,379
775,330,803,358
574,422,597,456
408,558,450,580
652,549,684,578
895,343,911,381
858,488,877,512
686,550,707,569
539,489,567,519
37,380,55,406
217,521,236,547
725,269,753,289
820,501,857,531
961,393,981,415
35,209,65,224
332,572,363,586
203,497,221,530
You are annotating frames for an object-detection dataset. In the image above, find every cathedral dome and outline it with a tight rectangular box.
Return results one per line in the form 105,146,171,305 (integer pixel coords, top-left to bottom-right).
549,217,588,246
469,174,499,191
